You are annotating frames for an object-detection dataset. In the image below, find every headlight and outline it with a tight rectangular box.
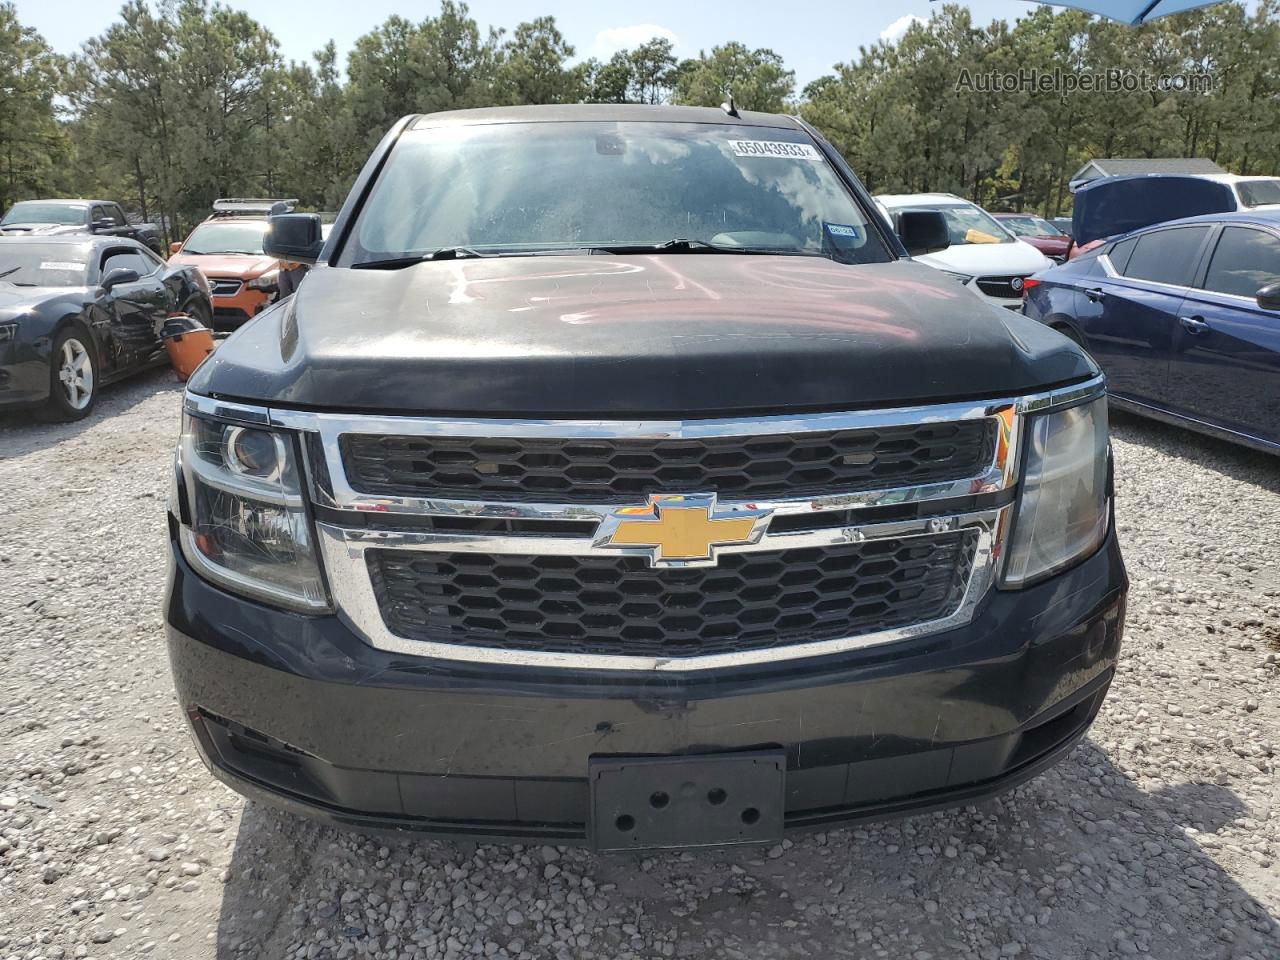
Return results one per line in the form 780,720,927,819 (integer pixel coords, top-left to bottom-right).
176,409,330,611
248,269,280,290
1001,397,1110,588
939,270,973,284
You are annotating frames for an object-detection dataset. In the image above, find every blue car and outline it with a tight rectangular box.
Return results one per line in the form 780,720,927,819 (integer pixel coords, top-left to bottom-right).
1024,211,1280,452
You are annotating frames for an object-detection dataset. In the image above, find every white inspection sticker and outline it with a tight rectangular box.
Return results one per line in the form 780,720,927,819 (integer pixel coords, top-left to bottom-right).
40,261,85,271
728,139,823,161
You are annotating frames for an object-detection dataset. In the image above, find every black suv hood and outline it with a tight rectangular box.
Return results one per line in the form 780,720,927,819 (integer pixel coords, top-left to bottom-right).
190,254,1094,417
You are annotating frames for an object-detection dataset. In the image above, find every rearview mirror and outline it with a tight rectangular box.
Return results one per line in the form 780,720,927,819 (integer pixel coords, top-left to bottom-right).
897,209,951,256
1256,281,1280,312
169,241,182,255
264,213,323,265
101,267,140,290
92,218,115,232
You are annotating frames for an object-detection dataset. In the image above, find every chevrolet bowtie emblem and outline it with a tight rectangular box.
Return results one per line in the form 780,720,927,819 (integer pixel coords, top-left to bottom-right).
597,494,772,567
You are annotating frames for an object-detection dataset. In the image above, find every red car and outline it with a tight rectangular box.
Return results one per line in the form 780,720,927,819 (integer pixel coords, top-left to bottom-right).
991,213,1071,262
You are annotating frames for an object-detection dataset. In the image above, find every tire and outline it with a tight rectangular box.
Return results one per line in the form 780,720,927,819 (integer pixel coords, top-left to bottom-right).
38,324,98,422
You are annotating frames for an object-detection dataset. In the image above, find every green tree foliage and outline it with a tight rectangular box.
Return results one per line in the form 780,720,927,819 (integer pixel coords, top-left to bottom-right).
3,0,1278,231
674,42,795,112
493,16,582,105
0,3,68,208
802,1,1280,214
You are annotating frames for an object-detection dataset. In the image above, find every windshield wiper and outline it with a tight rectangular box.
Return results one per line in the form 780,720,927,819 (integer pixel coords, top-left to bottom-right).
587,238,725,255
0,267,20,280
588,238,824,258
352,247,490,270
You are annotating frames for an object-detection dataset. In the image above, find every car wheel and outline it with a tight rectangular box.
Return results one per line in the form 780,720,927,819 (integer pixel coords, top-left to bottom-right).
39,325,98,422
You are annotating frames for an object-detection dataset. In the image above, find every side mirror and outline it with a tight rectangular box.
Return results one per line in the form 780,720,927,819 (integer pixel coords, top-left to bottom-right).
101,267,140,290
1256,281,1280,312
898,209,951,256
264,213,323,265
92,218,115,232
169,241,183,255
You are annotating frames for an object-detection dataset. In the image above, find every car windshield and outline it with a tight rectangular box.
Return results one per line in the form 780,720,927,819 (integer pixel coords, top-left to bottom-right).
1237,179,1280,207
0,246,89,286
1002,215,1062,238
342,121,891,265
181,221,269,255
1,203,87,227
914,203,1015,246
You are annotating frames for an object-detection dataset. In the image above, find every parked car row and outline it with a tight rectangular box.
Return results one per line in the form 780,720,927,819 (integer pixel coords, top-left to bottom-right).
0,196,321,420
872,173,1279,455
0,236,211,420
1023,210,1280,452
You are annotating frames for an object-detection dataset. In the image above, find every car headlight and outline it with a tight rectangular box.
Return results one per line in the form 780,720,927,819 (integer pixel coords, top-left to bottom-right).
175,408,330,611
248,269,280,290
1001,396,1110,588
938,270,973,284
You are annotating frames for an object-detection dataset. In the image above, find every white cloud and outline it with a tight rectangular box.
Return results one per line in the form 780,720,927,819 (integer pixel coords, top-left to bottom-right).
879,14,928,44
590,24,679,60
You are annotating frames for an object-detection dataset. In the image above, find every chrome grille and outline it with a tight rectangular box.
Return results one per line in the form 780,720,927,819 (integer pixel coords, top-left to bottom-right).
209,278,243,297
188,375,1106,670
975,275,1029,299
341,420,998,502
367,532,977,658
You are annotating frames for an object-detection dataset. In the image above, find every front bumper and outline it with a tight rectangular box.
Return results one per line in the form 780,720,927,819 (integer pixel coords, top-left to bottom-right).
166,527,1126,845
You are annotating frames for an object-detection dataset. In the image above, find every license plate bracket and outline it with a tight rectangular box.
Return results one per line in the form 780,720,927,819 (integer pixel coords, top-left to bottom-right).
589,750,785,851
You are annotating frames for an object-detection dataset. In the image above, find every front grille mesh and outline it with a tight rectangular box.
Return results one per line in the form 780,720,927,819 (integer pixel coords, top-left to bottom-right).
209,278,243,296
367,532,977,658
341,420,997,503
975,276,1028,299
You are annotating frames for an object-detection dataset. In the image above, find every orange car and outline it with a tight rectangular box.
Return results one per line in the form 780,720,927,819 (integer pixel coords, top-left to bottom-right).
169,199,295,330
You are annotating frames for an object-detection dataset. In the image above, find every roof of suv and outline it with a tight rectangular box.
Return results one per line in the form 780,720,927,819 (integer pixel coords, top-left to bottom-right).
7,198,115,207
875,193,968,207
411,103,804,129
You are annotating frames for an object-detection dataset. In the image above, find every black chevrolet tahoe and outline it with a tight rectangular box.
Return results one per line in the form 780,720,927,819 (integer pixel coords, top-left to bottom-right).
164,105,1127,851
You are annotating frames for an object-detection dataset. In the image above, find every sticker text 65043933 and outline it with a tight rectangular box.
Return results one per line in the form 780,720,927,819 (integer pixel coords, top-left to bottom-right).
728,140,823,161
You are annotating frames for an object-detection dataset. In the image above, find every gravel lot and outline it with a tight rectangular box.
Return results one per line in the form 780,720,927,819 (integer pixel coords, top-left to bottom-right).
1,369,1277,960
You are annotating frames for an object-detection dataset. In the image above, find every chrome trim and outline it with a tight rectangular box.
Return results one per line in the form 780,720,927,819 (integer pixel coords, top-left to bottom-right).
184,393,273,427
209,278,244,297
315,508,1006,672
262,376,1102,519
178,376,1104,670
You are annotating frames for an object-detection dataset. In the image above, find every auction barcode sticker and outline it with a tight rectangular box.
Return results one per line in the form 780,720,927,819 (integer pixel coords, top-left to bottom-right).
728,139,823,161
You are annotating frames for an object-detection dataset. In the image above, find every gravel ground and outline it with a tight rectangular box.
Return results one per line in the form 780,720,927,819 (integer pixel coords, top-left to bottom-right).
1,369,1277,960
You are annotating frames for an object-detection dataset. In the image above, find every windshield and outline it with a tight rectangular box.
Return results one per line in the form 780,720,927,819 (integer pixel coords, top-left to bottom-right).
1237,179,1280,207
181,220,269,255
1001,215,1062,238
0,246,89,286
343,121,891,265
1,203,87,227
906,203,1015,246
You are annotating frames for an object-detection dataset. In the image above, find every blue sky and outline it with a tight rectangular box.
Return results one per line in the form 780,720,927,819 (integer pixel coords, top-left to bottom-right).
16,0,1055,90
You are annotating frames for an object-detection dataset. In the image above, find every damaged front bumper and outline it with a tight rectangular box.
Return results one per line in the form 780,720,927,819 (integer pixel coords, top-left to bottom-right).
165,527,1126,847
